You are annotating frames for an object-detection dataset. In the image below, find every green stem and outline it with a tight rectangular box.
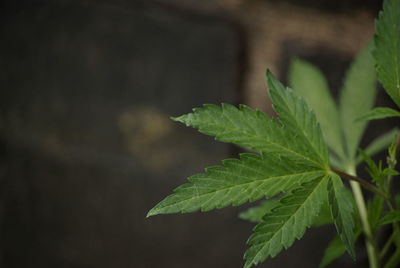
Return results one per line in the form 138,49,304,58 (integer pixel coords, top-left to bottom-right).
347,167,380,268
380,232,395,258
332,168,388,198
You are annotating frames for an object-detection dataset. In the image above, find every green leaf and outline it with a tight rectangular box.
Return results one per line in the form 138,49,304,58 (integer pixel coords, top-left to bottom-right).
149,71,332,268
328,174,356,259
312,200,333,227
383,168,399,176
368,196,385,231
356,128,399,164
239,199,281,223
240,199,333,227
374,0,400,107
267,71,328,166
244,176,329,268
147,153,323,217
173,103,322,168
288,58,345,160
171,103,273,153
329,154,343,170
320,235,346,267
320,227,362,267
359,149,386,184
315,186,355,228
356,107,400,121
378,210,400,226
339,43,377,162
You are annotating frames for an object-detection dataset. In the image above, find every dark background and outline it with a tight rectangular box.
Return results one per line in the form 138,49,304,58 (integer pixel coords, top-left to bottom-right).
0,0,397,267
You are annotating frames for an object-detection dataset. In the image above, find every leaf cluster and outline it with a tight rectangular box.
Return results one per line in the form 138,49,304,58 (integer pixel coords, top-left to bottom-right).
147,0,400,267
148,71,358,267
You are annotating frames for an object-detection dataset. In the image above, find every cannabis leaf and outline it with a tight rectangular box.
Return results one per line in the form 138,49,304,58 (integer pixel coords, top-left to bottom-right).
148,71,355,268
267,71,328,166
328,174,356,259
244,176,329,268
240,197,333,227
339,43,377,163
147,1,400,267
148,71,328,217
374,0,400,107
312,201,334,227
378,210,400,226
356,128,399,164
147,153,323,216
320,235,346,267
172,102,324,167
320,229,362,267
288,43,376,170
368,196,385,231
356,107,400,121
239,199,281,223
289,58,345,160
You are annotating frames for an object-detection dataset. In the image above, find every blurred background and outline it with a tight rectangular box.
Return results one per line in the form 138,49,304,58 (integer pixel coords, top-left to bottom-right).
0,0,398,267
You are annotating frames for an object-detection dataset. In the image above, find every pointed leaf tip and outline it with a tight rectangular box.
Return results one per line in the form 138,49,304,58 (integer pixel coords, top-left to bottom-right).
170,116,180,121
265,69,275,83
146,208,158,218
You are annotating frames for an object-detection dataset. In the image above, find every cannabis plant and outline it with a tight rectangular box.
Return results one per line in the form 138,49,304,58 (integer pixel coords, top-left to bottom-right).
147,0,400,267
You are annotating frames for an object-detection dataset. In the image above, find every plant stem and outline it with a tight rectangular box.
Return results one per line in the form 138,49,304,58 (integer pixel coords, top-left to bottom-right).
332,168,389,199
380,232,395,258
347,166,380,268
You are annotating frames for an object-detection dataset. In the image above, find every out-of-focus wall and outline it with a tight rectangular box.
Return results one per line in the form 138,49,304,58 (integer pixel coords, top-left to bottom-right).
148,0,378,110
0,1,240,267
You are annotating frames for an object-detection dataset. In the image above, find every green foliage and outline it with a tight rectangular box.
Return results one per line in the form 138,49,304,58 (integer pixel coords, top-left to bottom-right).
367,196,385,231
356,128,399,164
147,153,323,216
357,107,400,121
328,174,356,259
360,149,399,184
289,44,376,170
266,71,328,166
289,58,345,160
239,199,280,223
148,0,400,267
320,229,362,267
240,197,333,227
171,102,323,167
339,43,377,164
148,72,356,267
378,210,400,226
320,236,346,267
374,0,400,107
244,176,329,268
312,201,334,227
